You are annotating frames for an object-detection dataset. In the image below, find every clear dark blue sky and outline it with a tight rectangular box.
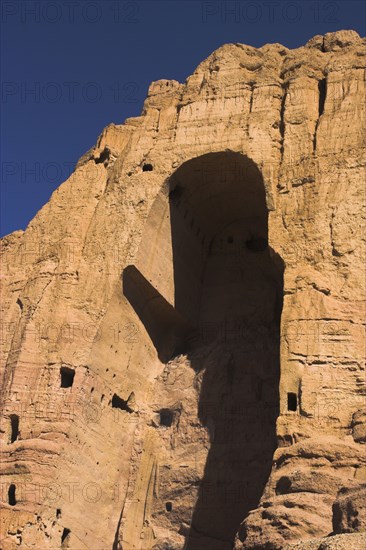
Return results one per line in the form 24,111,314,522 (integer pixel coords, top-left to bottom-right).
1,0,365,237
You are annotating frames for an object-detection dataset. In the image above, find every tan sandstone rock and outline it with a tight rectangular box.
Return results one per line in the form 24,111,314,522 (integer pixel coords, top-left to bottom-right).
0,31,365,550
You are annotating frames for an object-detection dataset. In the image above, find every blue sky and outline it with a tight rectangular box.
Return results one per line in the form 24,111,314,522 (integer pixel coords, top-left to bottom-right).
1,0,365,237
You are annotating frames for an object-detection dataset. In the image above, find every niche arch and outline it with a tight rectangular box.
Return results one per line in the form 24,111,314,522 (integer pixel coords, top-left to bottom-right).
123,151,284,547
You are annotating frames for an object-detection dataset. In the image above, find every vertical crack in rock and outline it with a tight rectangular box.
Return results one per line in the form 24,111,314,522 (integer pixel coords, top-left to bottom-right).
279,85,287,162
318,79,327,117
112,508,124,550
313,78,327,152
249,85,254,114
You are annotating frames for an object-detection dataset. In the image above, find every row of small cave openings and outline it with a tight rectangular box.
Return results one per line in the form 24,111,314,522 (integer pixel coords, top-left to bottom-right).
62,364,298,416
6,368,183,443
6,489,70,547
7,364,298,442
157,395,297,430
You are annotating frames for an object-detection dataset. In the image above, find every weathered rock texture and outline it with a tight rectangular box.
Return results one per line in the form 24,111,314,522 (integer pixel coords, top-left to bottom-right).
0,30,365,550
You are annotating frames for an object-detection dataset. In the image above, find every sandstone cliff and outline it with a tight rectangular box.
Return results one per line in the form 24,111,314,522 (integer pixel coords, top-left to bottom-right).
0,30,365,550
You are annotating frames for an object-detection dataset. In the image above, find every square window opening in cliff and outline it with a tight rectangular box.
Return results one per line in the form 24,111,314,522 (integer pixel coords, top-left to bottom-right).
60,366,75,388
165,501,173,512
287,392,297,411
8,484,16,506
142,163,153,172
10,414,19,443
160,409,174,427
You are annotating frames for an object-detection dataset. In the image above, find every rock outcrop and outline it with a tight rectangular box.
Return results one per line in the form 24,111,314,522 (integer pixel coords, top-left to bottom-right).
0,30,365,550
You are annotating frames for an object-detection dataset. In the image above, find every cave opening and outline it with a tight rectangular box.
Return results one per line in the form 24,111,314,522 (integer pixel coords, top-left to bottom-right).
287,392,297,411
8,484,16,506
9,414,19,443
60,366,75,388
169,152,284,548
159,409,175,427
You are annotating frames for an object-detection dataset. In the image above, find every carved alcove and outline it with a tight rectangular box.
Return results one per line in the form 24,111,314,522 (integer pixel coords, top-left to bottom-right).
123,151,285,546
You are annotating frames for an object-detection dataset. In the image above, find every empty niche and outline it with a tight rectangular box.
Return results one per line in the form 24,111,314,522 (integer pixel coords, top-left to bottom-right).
9,414,19,443
142,163,153,172
168,152,284,545
135,151,285,545
56,508,62,519
8,484,16,506
287,392,297,411
165,501,173,512
60,366,75,388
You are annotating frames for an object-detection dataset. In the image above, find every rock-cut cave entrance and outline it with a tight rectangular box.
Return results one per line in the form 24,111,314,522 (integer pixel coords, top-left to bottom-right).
123,152,284,548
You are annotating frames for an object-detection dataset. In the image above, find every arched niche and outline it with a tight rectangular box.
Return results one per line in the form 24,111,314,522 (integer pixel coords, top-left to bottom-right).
122,151,284,546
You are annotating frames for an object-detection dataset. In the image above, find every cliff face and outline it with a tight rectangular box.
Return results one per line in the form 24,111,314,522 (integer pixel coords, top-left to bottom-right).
0,30,365,550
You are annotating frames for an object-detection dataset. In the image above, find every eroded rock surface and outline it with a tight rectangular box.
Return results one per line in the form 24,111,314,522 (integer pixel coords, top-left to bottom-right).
0,30,365,550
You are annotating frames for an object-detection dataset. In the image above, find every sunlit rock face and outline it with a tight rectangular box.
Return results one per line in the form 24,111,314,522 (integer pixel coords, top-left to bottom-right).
0,30,365,550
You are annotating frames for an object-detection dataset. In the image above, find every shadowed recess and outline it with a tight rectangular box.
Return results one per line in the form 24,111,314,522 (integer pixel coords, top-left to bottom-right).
9,414,19,443
169,153,284,548
122,152,284,548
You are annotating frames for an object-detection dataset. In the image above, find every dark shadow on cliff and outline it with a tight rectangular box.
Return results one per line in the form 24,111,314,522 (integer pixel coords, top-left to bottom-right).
122,265,192,363
169,153,284,548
